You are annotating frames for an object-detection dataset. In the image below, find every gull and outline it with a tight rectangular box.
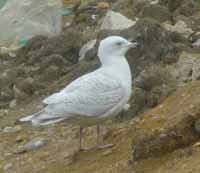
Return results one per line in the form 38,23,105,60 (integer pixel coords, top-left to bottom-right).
19,36,138,150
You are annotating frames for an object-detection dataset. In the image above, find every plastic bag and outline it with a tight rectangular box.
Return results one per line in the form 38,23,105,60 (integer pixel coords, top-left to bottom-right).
0,0,7,9
0,0,62,48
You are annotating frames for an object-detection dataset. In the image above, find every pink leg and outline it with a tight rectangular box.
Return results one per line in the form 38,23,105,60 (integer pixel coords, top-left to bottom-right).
96,124,113,149
79,126,83,151
79,125,113,152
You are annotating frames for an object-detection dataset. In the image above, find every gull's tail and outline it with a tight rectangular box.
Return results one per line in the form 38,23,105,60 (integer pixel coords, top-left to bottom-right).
19,110,66,126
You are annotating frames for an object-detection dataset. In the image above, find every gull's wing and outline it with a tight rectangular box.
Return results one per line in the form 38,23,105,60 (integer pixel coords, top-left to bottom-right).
43,70,126,117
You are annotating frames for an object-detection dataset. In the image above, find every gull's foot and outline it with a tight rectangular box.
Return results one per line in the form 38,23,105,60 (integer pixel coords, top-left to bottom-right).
79,147,90,152
79,144,114,152
96,143,114,149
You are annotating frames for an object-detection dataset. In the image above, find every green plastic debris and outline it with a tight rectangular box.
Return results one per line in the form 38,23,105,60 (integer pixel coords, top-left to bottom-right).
19,39,29,46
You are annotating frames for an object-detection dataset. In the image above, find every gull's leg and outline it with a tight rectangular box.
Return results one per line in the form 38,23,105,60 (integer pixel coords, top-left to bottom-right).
96,124,100,146
79,125,113,151
79,126,83,151
95,124,113,149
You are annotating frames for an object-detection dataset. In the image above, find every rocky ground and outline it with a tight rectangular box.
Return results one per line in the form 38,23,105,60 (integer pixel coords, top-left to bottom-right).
1,0,200,172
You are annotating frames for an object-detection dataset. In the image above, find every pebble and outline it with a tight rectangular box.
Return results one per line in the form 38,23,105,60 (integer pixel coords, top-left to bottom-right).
8,52,16,58
192,39,200,47
64,152,70,159
64,21,72,28
15,136,25,143
9,99,17,109
17,137,47,153
3,125,22,133
193,142,200,147
3,163,13,170
0,109,9,118
19,108,25,112
4,152,12,157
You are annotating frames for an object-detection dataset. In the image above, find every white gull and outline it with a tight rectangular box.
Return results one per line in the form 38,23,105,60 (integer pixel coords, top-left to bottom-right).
19,36,138,150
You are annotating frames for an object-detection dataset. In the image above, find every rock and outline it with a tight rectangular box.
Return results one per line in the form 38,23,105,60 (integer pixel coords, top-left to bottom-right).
0,87,14,103
159,0,197,16
189,32,200,47
173,52,200,83
15,136,25,143
100,17,179,68
39,30,83,63
9,99,17,109
114,0,146,18
79,39,97,61
141,4,172,22
193,142,200,148
0,69,17,87
64,21,72,29
74,1,101,25
131,65,176,113
4,152,12,157
13,85,28,101
97,2,110,9
8,52,16,58
14,77,44,97
18,137,47,153
3,125,22,133
135,65,173,91
17,30,83,64
163,20,193,39
0,47,10,54
150,0,159,4
192,38,200,47
132,81,200,161
0,109,9,118
40,54,71,69
101,10,136,30
17,35,47,63
43,65,63,81
3,163,13,170
121,18,179,73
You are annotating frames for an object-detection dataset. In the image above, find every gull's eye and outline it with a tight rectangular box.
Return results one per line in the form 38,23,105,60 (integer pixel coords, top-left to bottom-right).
116,41,123,46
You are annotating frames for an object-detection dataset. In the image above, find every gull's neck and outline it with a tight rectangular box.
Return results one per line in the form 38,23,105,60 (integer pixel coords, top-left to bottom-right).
100,55,132,94
99,55,126,67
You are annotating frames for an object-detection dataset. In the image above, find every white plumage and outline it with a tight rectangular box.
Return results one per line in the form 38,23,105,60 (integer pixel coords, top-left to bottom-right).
20,36,138,127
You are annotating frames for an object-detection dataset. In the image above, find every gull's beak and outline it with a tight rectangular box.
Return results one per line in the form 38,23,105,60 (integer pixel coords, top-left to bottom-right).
127,41,139,49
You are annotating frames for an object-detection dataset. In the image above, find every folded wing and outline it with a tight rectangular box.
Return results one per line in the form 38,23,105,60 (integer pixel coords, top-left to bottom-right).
43,70,125,117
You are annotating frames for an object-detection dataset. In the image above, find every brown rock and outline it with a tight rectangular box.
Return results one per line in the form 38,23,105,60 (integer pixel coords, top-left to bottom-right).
43,65,62,81
159,0,197,16
97,2,110,9
14,77,44,96
132,81,200,161
141,4,172,23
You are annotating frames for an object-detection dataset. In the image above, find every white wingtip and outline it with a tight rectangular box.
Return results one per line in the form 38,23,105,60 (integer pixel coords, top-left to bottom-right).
19,115,34,122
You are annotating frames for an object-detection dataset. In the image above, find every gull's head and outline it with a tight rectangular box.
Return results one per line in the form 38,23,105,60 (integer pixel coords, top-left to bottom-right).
98,36,138,64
